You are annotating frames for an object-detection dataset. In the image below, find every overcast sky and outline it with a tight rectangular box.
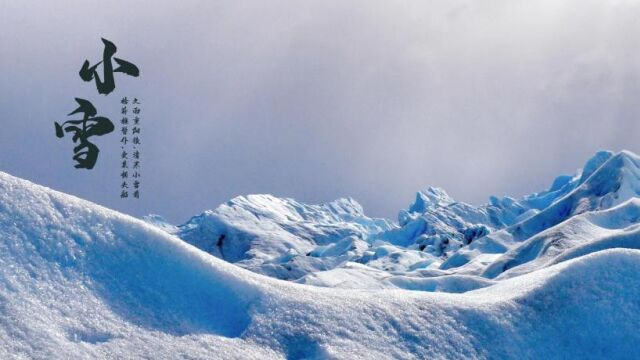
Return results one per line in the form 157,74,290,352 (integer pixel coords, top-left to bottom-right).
1,0,639,224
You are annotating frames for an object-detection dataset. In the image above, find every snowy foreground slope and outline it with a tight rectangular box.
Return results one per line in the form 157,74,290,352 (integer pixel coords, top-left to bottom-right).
2,156,640,358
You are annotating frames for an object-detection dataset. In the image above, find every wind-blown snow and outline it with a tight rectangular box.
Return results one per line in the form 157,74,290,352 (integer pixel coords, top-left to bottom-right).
2,150,640,358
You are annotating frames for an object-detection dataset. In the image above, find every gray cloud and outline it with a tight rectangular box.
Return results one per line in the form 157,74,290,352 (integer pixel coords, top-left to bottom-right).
1,0,639,223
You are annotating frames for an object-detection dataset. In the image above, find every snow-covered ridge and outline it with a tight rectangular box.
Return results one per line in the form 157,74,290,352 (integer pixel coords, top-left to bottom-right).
175,194,395,280
161,150,640,291
2,169,640,358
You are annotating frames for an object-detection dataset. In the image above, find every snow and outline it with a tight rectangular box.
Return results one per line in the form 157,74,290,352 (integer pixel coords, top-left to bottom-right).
483,199,640,279
1,150,640,358
168,150,640,293
143,214,178,234
176,194,395,279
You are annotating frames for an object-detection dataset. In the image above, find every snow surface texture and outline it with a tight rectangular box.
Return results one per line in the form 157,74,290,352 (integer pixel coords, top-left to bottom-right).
1,151,640,358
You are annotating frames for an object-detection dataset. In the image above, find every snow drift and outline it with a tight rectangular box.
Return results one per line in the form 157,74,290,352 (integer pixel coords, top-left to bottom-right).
2,153,640,358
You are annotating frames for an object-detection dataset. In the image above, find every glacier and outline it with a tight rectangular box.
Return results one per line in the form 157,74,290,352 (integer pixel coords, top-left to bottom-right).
163,150,640,292
1,150,640,358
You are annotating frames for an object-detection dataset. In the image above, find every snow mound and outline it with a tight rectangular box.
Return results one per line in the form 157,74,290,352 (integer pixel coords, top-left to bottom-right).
2,169,640,358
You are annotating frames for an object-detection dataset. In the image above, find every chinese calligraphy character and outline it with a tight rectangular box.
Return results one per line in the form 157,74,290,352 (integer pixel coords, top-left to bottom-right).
54,98,114,169
79,38,139,95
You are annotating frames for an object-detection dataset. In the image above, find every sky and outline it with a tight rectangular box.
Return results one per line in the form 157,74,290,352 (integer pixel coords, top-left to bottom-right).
1,0,639,224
